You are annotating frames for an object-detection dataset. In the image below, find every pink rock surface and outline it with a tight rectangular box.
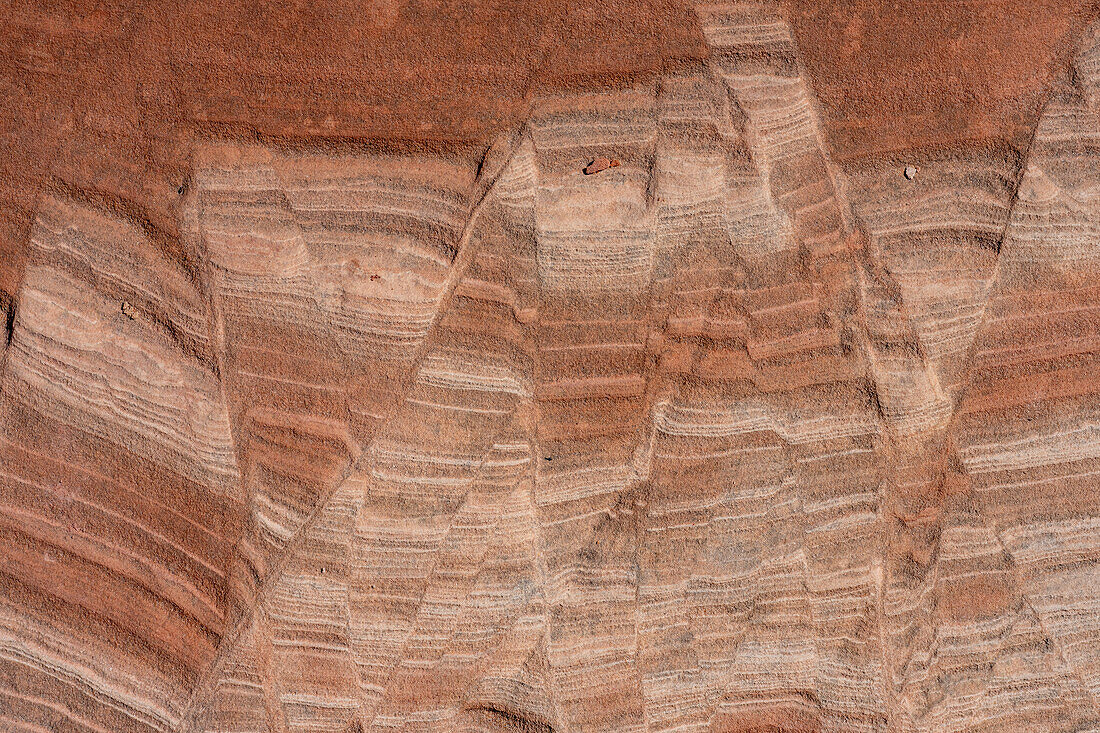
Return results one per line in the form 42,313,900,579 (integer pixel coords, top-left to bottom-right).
3,2,1100,732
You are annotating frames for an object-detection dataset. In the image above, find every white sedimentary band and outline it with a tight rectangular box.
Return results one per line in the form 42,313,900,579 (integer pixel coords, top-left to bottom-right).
0,194,245,733
947,20,1100,725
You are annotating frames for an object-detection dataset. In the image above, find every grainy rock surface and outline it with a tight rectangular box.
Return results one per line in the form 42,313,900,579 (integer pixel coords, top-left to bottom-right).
3,1,1100,731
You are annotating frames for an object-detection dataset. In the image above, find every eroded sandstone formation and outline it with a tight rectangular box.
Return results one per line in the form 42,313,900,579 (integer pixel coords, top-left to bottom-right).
3,1,1100,731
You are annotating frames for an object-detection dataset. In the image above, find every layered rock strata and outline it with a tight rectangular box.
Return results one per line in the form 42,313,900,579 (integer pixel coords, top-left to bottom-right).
3,2,1100,732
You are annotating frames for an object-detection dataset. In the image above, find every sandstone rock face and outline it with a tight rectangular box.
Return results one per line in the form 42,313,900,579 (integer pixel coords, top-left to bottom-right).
3,1,1100,732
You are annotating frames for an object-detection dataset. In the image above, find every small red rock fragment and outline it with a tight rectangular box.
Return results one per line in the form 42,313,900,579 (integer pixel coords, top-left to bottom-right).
583,157,621,175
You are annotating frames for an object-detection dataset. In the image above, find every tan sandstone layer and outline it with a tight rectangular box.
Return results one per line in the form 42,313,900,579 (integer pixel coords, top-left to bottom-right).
3,1,1100,732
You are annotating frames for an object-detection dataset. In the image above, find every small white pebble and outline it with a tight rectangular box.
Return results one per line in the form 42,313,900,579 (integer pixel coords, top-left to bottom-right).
904,165,917,180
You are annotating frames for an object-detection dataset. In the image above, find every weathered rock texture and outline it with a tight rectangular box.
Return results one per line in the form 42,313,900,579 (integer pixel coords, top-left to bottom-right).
3,1,1100,731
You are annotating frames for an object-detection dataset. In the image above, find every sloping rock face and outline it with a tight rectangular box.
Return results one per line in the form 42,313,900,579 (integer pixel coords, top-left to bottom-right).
3,1,1100,732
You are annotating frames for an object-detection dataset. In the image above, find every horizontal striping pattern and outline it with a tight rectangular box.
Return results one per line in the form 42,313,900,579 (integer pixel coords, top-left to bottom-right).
528,83,663,733
0,196,243,732
196,143,481,605
952,25,1100,721
8,6,1100,733
850,155,1013,399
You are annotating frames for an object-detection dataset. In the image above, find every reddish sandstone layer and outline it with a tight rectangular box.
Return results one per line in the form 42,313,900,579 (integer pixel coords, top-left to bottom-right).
1,0,1094,296
4,2,1100,733
786,0,1097,160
